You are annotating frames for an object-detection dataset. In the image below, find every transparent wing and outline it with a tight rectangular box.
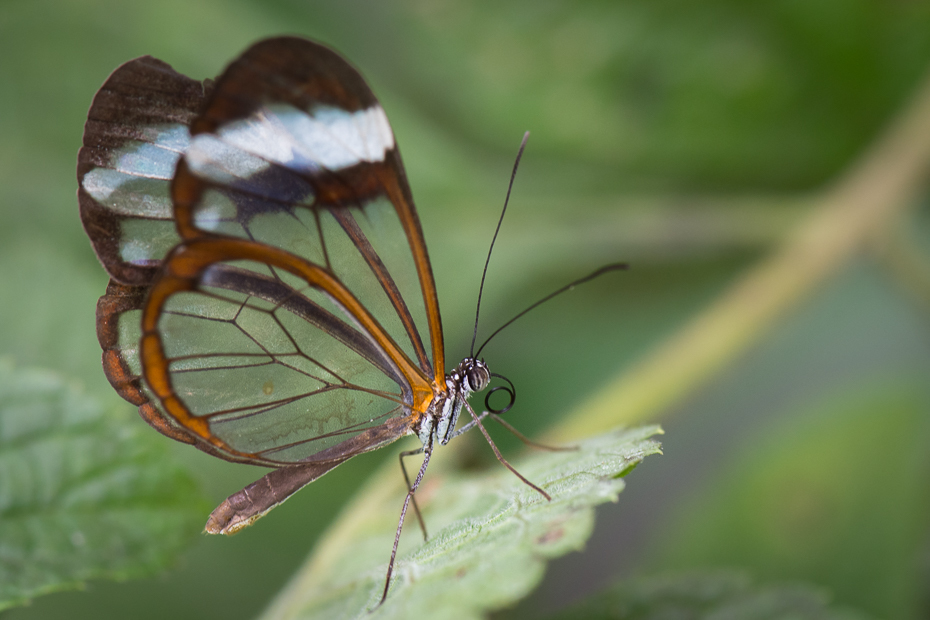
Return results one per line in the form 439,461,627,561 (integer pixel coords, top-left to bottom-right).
172,37,445,378
142,238,426,464
78,56,210,286
96,280,270,464
81,37,449,466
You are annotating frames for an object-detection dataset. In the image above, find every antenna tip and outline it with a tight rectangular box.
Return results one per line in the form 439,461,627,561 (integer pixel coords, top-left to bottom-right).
596,262,630,275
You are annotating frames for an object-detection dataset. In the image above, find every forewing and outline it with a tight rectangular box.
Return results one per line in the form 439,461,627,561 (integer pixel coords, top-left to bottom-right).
172,37,445,378
78,56,211,286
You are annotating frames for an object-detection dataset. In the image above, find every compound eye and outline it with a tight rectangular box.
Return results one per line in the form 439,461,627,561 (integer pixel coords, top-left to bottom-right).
466,367,490,392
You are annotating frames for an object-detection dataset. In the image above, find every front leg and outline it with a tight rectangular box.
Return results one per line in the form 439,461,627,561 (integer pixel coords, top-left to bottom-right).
399,447,428,541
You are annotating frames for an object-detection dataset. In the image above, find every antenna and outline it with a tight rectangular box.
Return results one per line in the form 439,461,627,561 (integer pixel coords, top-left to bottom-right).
474,262,628,358
470,131,530,357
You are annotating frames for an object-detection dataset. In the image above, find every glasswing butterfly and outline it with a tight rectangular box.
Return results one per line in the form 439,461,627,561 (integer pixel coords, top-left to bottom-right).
78,36,624,603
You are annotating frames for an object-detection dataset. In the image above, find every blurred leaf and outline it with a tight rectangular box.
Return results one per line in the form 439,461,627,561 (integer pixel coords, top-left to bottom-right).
0,360,209,611
260,425,662,620
546,570,874,620
651,381,930,619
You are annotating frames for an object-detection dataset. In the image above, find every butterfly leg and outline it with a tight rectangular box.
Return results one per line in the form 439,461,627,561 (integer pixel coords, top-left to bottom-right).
446,408,490,440
450,407,574,452
378,437,434,608
489,414,578,452
399,447,429,541
462,400,551,501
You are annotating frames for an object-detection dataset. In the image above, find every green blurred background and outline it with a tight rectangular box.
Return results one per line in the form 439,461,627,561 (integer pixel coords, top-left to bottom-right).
2,0,930,618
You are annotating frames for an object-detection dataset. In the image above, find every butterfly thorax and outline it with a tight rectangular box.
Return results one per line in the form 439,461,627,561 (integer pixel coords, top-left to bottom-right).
417,358,490,447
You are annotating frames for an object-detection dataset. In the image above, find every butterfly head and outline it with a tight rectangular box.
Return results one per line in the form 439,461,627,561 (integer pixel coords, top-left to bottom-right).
459,358,490,395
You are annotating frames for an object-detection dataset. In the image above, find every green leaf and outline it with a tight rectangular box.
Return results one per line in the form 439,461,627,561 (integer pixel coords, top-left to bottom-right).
547,570,874,620
259,425,662,620
0,360,210,611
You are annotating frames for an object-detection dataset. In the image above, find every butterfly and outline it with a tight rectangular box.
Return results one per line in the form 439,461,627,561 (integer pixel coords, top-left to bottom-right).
78,36,624,604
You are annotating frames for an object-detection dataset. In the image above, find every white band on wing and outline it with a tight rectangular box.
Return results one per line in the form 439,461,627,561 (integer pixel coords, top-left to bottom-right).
191,103,395,178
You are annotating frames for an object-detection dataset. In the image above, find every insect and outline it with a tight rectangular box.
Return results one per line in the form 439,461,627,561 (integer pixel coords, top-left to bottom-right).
78,36,624,604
